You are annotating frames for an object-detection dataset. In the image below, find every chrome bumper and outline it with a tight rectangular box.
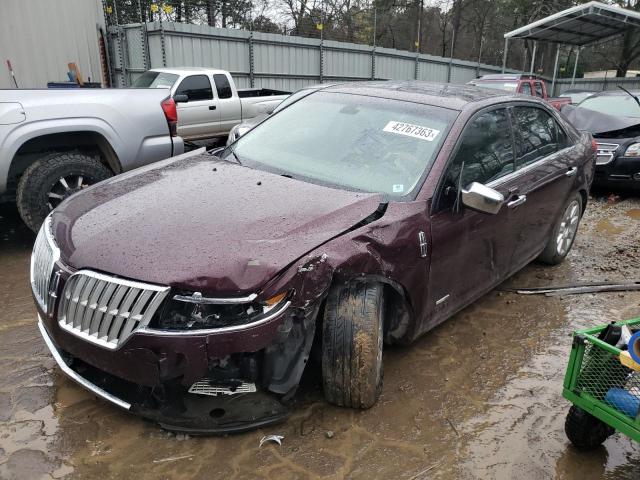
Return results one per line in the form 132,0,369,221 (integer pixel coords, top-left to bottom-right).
38,317,131,410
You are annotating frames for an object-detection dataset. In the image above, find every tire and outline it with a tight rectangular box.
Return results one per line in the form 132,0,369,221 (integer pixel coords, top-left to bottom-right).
538,193,583,265
322,281,385,409
16,152,112,232
565,405,614,450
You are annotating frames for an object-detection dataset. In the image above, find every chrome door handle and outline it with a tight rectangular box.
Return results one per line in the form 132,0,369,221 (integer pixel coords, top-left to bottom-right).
565,167,577,177
507,194,527,208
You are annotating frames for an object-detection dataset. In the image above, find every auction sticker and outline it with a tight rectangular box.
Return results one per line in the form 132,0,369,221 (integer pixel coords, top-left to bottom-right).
383,121,440,141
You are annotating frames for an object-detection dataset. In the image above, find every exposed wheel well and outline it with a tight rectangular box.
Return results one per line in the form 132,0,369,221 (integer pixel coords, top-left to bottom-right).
6,131,120,199
579,189,588,215
322,275,415,346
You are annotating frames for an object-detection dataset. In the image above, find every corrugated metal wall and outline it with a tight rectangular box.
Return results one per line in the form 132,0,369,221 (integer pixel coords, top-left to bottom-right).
554,77,640,94
0,0,105,89
110,22,523,90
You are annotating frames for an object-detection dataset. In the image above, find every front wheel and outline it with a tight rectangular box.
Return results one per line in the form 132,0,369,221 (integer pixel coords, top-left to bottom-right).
538,193,583,265
16,152,112,232
322,281,385,409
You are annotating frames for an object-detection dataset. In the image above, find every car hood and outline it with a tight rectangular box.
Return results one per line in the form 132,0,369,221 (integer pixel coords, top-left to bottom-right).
562,104,640,136
52,153,382,295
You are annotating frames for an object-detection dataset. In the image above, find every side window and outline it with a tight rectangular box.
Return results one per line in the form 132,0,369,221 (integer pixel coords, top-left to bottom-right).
213,74,233,99
174,75,212,101
512,106,568,168
437,109,515,210
534,82,544,98
520,83,532,96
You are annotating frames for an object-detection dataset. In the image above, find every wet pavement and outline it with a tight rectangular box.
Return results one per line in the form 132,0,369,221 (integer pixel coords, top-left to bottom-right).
1,194,640,479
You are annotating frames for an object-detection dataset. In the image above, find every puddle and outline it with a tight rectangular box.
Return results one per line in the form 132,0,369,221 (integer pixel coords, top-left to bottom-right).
1,197,640,479
626,209,640,220
595,218,625,236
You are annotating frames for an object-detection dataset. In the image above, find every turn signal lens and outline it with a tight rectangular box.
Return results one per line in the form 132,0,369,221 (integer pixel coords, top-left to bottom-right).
265,292,287,306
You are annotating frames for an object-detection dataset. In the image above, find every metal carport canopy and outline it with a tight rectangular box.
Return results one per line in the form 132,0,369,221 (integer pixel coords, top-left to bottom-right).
501,1,640,90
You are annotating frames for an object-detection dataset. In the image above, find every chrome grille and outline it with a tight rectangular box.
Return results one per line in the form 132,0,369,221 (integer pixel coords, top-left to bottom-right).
596,142,619,165
58,270,170,349
30,216,60,313
188,380,257,396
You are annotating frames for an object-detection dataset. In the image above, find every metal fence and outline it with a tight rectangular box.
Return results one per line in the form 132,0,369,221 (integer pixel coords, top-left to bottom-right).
107,21,523,91
553,77,640,95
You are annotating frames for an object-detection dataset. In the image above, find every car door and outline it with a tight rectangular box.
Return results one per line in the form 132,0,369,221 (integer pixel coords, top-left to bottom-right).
213,73,242,134
505,105,577,270
174,74,220,139
427,106,526,326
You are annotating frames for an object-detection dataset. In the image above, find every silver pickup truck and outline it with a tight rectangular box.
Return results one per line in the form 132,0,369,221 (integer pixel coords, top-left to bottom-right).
0,88,184,231
132,68,290,141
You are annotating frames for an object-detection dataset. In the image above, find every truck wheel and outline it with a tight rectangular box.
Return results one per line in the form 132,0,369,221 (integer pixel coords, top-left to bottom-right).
538,193,582,265
322,281,384,409
565,405,614,450
16,152,112,232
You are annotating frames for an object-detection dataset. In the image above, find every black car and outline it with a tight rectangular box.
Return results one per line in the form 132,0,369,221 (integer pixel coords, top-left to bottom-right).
563,90,640,190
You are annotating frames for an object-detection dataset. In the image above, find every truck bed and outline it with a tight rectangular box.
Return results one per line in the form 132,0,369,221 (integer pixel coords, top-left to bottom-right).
237,88,290,98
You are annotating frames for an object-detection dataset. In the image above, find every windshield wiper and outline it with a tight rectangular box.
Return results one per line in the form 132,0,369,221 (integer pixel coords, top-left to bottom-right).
226,148,243,165
618,86,640,109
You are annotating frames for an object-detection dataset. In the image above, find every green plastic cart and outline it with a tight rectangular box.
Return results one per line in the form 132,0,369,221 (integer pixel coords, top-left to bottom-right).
563,318,640,449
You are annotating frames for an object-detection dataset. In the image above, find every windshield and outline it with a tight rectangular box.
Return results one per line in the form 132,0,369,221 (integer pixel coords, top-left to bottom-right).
472,82,519,92
225,92,456,198
132,71,179,89
578,94,640,118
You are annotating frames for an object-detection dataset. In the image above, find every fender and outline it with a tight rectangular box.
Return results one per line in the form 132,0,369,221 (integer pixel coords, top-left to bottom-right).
0,118,123,193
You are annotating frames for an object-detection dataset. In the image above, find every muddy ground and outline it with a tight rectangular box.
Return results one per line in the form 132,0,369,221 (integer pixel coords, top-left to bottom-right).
1,193,640,480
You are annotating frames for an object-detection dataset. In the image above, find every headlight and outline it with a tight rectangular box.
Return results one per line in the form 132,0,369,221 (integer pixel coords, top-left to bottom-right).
153,291,290,331
624,143,640,157
30,215,60,313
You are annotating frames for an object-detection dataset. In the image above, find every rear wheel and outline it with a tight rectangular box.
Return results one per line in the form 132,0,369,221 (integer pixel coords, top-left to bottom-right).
322,281,384,409
565,405,614,450
538,193,582,265
16,152,112,232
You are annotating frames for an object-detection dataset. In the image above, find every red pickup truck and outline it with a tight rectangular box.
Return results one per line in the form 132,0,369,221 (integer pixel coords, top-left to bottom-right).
468,74,571,111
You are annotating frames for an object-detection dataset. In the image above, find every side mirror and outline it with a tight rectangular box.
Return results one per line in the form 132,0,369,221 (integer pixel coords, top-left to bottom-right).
461,182,504,215
173,94,189,103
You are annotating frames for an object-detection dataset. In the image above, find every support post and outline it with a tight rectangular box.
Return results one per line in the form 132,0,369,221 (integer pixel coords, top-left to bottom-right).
571,47,580,87
551,45,560,96
319,0,324,83
447,25,456,82
415,54,419,80
501,38,509,73
371,7,376,80
138,0,150,70
249,31,255,88
529,41,537,75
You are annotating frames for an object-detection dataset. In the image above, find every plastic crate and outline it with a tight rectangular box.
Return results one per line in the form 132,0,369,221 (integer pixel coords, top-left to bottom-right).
563,318,640,442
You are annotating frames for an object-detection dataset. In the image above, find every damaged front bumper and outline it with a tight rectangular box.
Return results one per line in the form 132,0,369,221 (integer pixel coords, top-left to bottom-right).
37,284,320,433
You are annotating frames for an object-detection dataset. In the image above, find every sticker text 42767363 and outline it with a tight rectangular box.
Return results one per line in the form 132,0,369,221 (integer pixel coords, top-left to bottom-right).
383,121,440,142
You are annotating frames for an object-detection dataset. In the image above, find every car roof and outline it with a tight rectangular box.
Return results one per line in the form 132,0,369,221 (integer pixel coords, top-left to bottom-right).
320,80,533,111
587,89,640,97
149,67,228,76
560,89,596,94
474,74,538,81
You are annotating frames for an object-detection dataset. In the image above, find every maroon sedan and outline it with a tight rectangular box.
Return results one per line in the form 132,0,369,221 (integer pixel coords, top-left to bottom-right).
31,82,596,433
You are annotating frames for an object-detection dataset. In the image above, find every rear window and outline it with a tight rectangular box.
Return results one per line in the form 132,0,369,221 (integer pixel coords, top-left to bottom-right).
578,95,640,118
132,71,178,88
472,82,519,93
213,74,233,99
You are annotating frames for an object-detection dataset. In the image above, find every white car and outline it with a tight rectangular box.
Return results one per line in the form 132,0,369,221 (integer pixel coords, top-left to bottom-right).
134,68,290,141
